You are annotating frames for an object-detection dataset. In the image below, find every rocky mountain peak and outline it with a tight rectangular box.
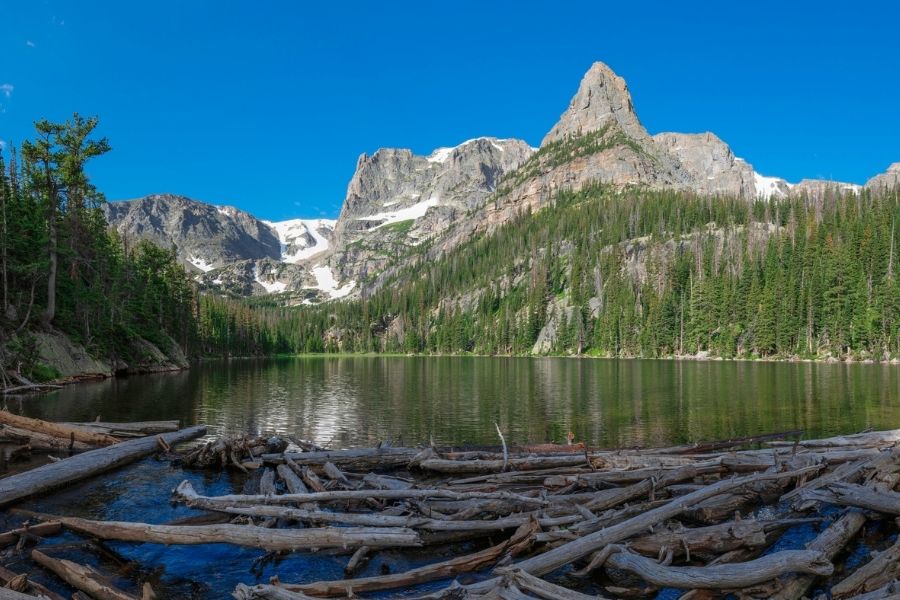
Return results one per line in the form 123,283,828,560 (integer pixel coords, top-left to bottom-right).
541,61,648,146
865,162,900,191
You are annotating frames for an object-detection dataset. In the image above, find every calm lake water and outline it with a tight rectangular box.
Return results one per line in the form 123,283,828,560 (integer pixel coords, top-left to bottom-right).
14,356,900,447
5,356,900,599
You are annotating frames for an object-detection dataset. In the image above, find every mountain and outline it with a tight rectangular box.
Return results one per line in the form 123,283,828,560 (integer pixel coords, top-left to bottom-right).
105,62,896,304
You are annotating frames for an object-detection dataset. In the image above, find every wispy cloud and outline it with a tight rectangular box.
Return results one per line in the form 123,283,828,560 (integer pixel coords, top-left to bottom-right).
26,40,35,48
0,84,13,98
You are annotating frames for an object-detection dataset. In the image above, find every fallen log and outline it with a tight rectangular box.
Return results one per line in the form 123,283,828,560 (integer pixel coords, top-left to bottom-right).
173,480,546,508
205,503,582,533
275,464,309,494
344,546,370,578
0,588,47,599
0,424,93,453
482,465,823,580
842,580,900,600
768,429,900,449
0,425,207,507
494,568,605,600
603,546,832,589
0,564,66,600
31,549,139,600
821,482,900,516
831,538,900,599
0,411,118,446
263,447,419,470
38,514,422,551
233,584,327,600
277,519,538,597
0,521,61,547
63,421,180,436
627,519,805,559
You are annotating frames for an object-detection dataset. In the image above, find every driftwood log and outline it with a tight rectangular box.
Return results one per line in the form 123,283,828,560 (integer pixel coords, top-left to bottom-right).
0,411,119,446
603,546,833,589
0,425,207,507
37,514,422,551
31,549,138,600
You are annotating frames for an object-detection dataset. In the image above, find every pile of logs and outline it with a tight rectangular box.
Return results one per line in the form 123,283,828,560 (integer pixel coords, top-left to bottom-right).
0,425,898,599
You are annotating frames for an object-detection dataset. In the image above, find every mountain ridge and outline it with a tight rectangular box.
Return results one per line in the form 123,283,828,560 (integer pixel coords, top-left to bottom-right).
105,61,897,302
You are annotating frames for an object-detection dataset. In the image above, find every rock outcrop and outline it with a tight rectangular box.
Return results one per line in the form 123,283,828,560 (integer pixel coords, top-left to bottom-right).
866,163,900,191
105,61,894,303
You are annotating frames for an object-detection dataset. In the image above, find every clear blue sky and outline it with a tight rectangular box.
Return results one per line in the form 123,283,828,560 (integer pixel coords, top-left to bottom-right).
1,1,898,220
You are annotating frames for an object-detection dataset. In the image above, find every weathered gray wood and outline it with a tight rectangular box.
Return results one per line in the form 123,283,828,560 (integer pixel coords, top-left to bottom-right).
201,503,581,532
822,482,900,516
0,588,46,600
483,465,822,580
832,538,900,599
259,468,276,496
173,480,545,507
31,549,139,600
275,464,308,494
232,584,323,600
604,547,832,589
41,514,421,551
0,424,94,453
263,447,419,469
0,425,207,507
0,411,118,446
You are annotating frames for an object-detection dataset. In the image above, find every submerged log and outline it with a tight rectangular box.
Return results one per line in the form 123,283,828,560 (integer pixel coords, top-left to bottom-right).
31,549,139,600
42,514,422,551
0,425,206,507
0,411,119,446
831,538,900,599
603,547,833,589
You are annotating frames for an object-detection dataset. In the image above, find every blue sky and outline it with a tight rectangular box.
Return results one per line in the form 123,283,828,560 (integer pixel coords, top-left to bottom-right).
1,1,898,220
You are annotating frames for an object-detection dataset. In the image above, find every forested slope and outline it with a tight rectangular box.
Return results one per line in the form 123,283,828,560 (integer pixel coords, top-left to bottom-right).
0,116,197,383
204,185,900,361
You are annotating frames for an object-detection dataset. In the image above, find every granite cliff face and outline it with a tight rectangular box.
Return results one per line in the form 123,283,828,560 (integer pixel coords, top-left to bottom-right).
106,62,896,302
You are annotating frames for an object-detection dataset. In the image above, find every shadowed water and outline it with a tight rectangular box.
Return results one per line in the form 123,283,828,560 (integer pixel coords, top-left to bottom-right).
14,356,900,448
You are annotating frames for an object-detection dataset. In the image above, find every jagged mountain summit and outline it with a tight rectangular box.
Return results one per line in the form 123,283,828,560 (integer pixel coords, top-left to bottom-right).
105,62,896,302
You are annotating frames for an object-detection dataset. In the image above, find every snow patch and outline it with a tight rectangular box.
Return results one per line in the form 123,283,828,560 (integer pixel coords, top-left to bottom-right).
254,265,287,293
310,265,356,299
753,172,791,200
265,218,336,263
427,147,455,163
188,256,215,272
356,197,439,229
217,206,239,218
426,137,514,163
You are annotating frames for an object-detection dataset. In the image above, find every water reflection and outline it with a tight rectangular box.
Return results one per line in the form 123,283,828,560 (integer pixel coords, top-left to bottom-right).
17,357,900,448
